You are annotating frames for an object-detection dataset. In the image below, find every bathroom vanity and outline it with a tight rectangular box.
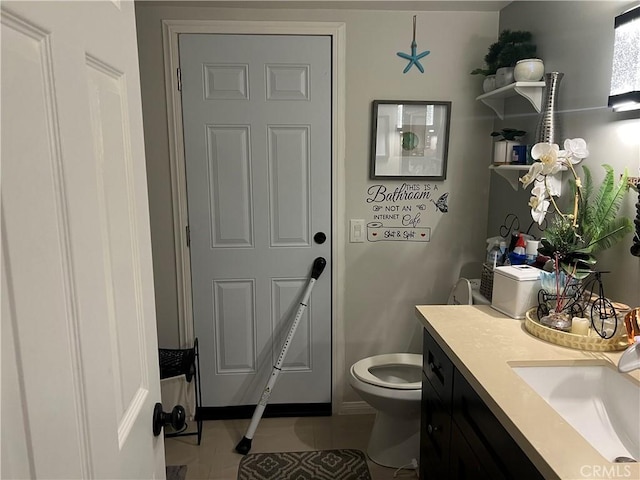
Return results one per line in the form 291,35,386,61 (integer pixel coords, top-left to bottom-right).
416,305,640,480
421,327,542,479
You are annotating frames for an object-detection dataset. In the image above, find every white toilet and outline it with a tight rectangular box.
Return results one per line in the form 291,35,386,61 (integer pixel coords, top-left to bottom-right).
349,277,486,468
348,353,422,468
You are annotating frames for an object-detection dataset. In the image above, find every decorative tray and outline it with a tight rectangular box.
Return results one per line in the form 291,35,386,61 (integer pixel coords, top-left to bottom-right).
524,309,629,352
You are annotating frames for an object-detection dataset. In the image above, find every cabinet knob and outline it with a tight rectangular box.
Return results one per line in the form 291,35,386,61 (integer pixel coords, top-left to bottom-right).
427,424,440,434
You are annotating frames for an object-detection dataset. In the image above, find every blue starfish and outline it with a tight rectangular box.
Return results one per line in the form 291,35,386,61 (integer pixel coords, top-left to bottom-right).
397,41,430,74
397,16,430,74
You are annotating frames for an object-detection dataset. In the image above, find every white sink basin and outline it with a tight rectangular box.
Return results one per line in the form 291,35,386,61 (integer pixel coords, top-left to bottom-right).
512,364,640,463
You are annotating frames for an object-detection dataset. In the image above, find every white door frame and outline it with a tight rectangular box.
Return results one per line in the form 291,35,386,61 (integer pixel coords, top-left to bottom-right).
161,19,346,413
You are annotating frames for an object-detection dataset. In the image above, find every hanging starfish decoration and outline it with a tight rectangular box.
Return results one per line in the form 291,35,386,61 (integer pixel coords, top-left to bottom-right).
397,15,430,74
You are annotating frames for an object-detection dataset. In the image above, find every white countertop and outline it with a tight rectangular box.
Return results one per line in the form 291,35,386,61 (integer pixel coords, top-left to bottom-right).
415,304,640,480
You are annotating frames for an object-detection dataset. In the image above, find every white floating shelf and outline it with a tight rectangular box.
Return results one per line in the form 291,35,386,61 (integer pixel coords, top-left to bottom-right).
489,164,531,190
476,81,545,119
489,163,565,192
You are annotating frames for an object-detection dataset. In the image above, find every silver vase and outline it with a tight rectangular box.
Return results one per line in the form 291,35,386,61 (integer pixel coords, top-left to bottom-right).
535,72,564,144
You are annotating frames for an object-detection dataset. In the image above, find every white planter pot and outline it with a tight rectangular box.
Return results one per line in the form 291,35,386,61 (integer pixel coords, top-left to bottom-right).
482,74,496,93
493,140,520,164
514,59,545,82
495,67,514,88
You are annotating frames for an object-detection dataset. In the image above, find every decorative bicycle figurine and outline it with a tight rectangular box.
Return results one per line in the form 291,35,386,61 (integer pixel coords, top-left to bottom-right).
579,271,618,339
536,271,619,338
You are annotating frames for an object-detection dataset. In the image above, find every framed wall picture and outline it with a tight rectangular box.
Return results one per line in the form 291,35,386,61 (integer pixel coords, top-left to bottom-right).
370,100,451,180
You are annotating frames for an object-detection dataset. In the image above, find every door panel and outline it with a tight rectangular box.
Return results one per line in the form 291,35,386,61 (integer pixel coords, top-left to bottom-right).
1,1,164,478
214,279,256,373
268,126,311,246
207,125,254,247
180,34,331,408
87,56,150,433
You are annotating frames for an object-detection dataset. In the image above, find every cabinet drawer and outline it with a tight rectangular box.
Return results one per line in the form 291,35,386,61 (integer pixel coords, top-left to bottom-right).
423,329,454,403
452,369,544,480
420,373,451,480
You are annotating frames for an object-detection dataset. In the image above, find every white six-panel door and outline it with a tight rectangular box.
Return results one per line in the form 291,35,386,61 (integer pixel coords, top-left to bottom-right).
179,34,332,408
1,1,164,478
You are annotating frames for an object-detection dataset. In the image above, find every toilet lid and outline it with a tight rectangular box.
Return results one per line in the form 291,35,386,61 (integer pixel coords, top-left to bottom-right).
351,353,422,390
447,278,472,305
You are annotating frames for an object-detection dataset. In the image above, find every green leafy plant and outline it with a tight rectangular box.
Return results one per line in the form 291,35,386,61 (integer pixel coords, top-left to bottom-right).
471,30,538,76
491,128,526,141
574,165,634,255
537,164,634,277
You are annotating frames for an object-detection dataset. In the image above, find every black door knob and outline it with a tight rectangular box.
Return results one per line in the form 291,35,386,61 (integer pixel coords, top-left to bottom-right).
152,403,186,436
314,232,326,244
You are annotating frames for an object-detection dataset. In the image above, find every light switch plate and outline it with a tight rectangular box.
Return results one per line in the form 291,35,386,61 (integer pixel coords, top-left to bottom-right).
350,219,365,243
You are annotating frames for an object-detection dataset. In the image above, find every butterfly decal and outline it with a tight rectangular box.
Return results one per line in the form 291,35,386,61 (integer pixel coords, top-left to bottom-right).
431,192,449,213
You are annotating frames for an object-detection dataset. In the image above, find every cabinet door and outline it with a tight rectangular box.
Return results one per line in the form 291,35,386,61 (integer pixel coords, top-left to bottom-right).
452,369,544,480
420,373,451,479
450,422,492,480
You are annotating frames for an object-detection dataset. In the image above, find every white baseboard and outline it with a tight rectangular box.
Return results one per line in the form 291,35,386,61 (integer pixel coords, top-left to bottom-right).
336,401,375,415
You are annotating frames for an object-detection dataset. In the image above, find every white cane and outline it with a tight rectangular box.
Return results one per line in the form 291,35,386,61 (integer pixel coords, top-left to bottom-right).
235,257,327,455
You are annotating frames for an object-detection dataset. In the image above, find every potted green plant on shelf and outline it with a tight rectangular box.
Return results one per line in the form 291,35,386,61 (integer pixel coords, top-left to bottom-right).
472,30,539,91
491,128,526,164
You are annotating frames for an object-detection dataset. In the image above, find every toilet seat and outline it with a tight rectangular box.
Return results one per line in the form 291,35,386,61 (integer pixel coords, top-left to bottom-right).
351,353,422,390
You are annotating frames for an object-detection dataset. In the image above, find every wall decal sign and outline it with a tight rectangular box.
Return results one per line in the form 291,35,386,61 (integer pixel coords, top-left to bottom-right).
364,182,448,242
367,222,431,242
431,192,449,213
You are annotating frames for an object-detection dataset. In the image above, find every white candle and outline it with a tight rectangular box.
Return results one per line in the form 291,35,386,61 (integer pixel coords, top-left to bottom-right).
571,317,590,336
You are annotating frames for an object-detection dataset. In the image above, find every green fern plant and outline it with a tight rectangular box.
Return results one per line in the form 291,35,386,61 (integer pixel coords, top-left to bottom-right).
576,165,633,254
539,164,633,276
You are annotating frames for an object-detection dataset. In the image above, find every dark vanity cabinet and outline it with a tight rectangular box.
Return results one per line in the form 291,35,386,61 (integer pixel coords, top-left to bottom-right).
420,329,544,480
420,329,453,479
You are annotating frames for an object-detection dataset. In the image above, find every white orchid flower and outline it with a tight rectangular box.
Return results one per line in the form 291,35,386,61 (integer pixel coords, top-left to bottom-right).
531,198,550,225
531,142,562,175
531,181,547,200
521,138,589,227
528,177,552,224
519,162,544,188
543,175,561,197
528,195,541,209
561,138,589,165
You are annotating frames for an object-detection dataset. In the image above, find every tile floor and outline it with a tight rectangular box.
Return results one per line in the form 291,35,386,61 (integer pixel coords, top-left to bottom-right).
164,414,419,480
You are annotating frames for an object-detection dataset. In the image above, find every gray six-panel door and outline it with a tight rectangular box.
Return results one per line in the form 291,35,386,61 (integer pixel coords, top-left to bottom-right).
179,34,332,408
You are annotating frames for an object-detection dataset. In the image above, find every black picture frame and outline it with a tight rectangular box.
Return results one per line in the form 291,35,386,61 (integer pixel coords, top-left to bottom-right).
370,100,451,180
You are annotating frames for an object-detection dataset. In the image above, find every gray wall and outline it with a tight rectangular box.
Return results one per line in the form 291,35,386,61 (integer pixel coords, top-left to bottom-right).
135,3,496,406
488,1,640,308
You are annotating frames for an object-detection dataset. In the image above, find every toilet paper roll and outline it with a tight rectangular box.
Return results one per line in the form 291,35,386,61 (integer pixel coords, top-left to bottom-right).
526,240,540,255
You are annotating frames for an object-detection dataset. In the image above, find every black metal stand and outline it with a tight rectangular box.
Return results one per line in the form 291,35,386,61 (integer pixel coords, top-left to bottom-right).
159,338,202,445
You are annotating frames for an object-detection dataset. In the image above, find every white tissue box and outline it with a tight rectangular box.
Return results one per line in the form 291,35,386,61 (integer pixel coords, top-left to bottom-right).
491,265,541,319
